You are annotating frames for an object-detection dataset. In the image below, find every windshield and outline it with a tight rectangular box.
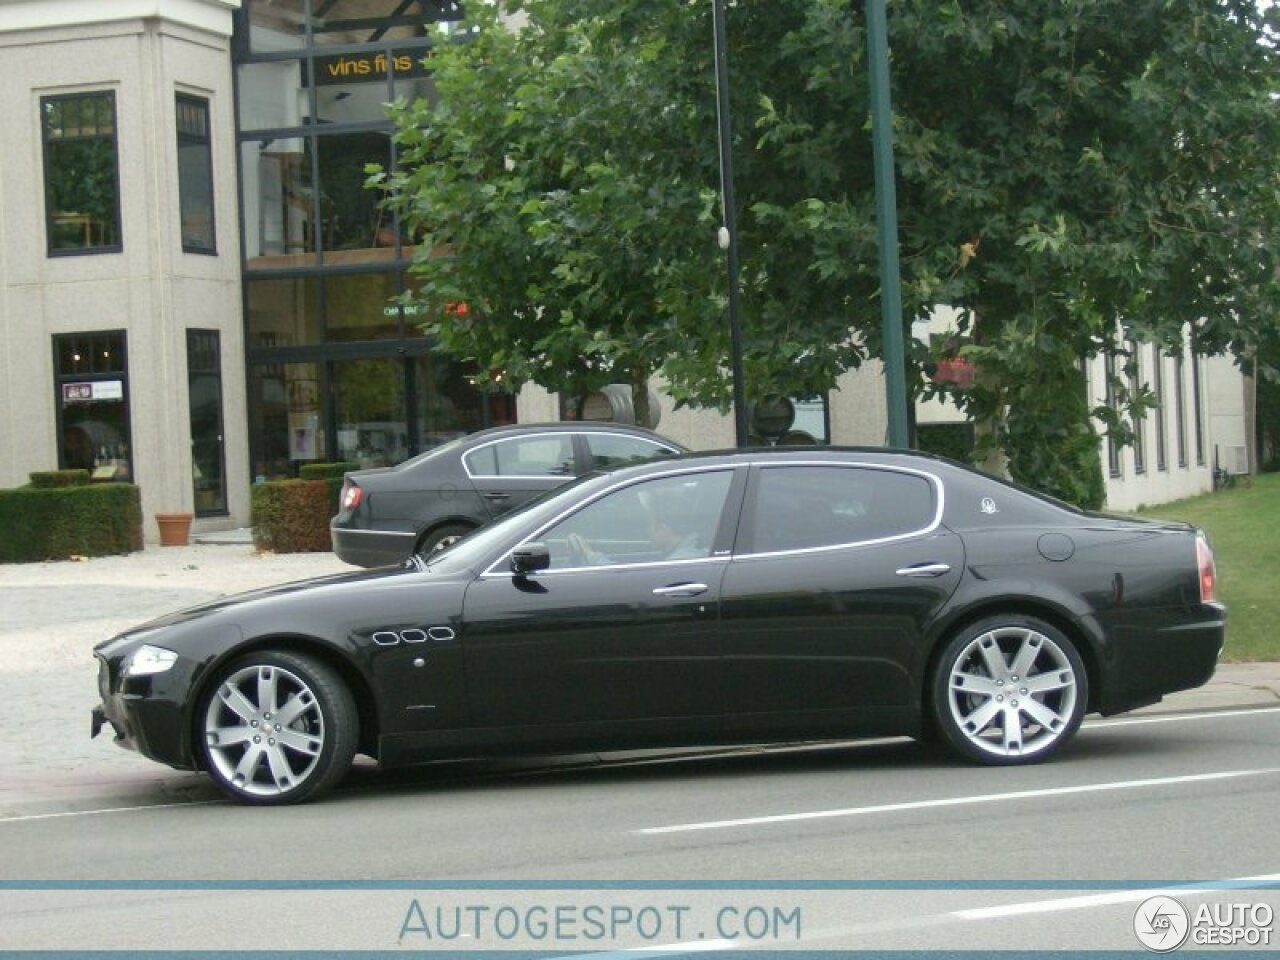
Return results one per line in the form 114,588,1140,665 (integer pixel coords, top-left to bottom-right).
422,472,606,574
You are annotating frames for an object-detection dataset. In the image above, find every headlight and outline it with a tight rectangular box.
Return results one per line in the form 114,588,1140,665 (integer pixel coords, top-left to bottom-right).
123,644,180,677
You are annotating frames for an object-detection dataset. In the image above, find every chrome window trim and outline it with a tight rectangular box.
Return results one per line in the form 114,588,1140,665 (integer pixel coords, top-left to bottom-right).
462,431,578,481
733,460,945,561
479,463,737,579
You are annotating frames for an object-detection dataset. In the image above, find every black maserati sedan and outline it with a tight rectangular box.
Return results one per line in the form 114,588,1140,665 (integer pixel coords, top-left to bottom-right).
92,448,1224,805
330,422,685,567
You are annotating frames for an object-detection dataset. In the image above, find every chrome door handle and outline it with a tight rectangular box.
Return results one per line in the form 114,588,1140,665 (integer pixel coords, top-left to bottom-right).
652,583,708,597
895,563,952,578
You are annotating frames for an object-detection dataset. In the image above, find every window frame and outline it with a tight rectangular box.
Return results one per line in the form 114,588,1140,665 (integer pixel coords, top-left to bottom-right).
462,433,577,480
41,90,124,257
736,462,943,560
581,431,681,471
176,93,218,255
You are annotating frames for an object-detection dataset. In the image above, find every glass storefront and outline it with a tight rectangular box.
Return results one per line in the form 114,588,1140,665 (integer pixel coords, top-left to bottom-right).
235,0,509,481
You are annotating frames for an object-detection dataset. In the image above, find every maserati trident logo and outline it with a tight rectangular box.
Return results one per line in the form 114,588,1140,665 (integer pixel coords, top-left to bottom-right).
1134,895,1190,953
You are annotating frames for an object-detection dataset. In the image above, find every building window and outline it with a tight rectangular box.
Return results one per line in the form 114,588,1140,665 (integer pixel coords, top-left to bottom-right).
1191,354,1206,466
1174,353,1188,468
1127,340,1145,475
41,92,123,255
1104,353,1121,478
1153,351,1167,471
188,330,228,515
177,95,217,254
53,332,132,481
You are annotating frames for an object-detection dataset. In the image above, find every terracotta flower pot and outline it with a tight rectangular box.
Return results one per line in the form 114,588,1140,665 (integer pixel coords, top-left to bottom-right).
155,512,194,547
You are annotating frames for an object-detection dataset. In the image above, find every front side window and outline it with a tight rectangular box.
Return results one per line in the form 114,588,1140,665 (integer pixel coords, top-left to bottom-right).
465,435,575,478
583,433,679,471
745,465,935,554
539,470,734,570
42,92,122,255
176,94,216,253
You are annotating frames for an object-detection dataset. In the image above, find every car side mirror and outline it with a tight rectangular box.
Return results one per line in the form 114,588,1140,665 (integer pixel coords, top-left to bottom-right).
510,542,551,576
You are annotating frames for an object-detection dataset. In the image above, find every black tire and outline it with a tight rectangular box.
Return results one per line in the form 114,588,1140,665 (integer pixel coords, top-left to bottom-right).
198,650,358,805
930,615,1087,765
418,523,473,556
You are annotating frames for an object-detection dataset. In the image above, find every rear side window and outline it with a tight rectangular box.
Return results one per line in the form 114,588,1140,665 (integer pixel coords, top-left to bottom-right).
746,465,935,553
465,435,575,478
584,433,678,470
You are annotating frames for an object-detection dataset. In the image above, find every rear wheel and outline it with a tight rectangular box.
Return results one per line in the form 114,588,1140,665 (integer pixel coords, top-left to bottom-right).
931,615,1087,764
199,650,357,805
418,523,472,556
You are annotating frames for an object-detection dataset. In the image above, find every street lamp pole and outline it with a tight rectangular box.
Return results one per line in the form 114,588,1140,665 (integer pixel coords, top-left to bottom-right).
866,0,911,448
711,0,750,448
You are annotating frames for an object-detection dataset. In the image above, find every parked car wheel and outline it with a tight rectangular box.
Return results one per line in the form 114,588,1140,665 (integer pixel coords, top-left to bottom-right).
419,523,473,556
199,651,357,805
932,615,1087,764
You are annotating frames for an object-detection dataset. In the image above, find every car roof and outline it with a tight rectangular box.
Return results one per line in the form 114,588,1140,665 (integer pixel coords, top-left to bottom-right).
458,422,687,447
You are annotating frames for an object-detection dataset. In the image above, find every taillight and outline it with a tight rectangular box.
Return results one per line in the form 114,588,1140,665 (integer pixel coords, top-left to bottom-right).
341,483,362,513
1196,533,1217,604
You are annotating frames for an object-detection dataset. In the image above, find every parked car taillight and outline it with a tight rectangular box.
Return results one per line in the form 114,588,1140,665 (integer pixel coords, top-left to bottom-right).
1196,533,1217,604
341,483,362,512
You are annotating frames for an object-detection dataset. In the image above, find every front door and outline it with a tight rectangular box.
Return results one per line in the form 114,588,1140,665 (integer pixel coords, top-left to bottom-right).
460,468,742,731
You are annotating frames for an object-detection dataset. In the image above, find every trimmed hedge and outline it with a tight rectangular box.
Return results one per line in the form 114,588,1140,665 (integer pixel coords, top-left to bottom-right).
0,483,143,563
29,470,91,489
251,477,345,553
299,461,358,481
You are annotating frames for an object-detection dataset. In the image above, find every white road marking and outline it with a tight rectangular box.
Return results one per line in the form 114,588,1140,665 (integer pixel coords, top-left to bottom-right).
953,872,1280,920
1087,704,1280,728
0,799,219,825
636,767,1280,835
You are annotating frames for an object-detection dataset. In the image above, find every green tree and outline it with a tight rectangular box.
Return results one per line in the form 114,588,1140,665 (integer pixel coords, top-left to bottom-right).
382,0,1280,506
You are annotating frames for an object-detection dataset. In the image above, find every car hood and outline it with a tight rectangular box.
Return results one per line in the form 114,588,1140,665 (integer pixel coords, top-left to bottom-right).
96,563,430,648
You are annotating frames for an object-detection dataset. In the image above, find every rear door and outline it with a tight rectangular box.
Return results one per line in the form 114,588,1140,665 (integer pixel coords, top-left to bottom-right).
463,432,577,520
719,462,964,724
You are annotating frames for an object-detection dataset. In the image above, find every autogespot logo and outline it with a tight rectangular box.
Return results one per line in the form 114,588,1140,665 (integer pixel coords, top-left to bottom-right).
1134,896,1191,953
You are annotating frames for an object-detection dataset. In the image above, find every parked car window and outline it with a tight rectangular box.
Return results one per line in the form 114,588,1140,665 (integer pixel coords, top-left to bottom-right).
540,470,733,569
747,465,935,553
465,435,575,478
584,433,680,470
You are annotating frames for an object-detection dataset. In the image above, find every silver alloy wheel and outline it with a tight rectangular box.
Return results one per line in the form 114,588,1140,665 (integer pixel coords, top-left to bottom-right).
203,663,325,798
945,625,1079,759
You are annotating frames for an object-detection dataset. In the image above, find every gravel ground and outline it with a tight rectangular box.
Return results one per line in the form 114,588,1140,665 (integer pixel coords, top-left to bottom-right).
0,545,358,812
0,544,355,673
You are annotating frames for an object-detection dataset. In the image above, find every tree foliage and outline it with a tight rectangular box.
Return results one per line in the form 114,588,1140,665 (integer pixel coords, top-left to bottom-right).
381,0,1280,506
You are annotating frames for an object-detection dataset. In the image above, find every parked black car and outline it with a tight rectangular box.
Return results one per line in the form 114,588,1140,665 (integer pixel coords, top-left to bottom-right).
330,422,686,567
93,448,1224,805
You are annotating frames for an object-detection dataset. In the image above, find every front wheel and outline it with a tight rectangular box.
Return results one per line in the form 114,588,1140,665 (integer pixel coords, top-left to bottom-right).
199,650,357,805
931,616,1087,765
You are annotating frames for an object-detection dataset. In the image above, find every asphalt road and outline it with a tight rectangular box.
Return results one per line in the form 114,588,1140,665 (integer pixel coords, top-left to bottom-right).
3,706,1280,951
3,547,1278,952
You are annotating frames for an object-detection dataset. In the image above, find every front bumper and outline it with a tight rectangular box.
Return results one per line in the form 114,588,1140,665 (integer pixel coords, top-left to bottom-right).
91,654,198,771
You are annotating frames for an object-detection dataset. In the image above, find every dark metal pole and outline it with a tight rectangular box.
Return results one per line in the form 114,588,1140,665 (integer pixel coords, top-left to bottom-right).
712,0,750,448
866,0,911,448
